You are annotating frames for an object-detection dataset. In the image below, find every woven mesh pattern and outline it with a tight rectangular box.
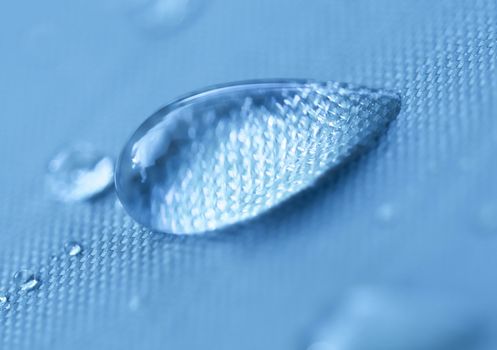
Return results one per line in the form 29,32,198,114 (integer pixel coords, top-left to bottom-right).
0,0,496,349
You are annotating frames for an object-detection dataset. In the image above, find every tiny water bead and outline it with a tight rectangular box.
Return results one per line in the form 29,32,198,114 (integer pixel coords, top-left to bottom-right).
12,269,40,292
0,292,10,311
115,80,401,234
375,202,396,223
46,143,114,202
475,203,497,234
65,241,83,256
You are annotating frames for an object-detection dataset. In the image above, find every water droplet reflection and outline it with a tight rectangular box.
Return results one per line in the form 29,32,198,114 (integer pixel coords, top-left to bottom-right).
116,80,401,234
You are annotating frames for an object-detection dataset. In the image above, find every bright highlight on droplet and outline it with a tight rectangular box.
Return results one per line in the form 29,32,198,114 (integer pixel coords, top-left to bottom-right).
65,241,83,256
115,80,401,234
12,269,40,293
46,143,114,202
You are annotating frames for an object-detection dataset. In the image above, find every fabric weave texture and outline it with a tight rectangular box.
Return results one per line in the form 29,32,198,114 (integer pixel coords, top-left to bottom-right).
0,0,496,349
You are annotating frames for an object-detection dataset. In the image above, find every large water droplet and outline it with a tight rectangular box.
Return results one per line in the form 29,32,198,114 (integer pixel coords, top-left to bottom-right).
13,269,40,292
115,80,401,234
307,288,482,350
46,143,114,202
65,241,83,256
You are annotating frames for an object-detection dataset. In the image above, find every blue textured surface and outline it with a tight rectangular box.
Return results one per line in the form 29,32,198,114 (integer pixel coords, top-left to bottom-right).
0,0,496,349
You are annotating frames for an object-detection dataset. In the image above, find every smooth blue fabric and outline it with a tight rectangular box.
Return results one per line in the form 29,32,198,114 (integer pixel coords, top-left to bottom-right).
0,0,496,349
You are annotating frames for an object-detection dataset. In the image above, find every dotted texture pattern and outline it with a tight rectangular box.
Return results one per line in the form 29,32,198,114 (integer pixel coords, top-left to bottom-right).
0,0,496,349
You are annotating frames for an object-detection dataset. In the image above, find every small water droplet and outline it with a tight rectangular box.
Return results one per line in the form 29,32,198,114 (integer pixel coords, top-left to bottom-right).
13,269,40,292
0,291,10,311
115,80,401,234
65,241,83,256
46,143,114,202
109,0,203,35
307,288,482,350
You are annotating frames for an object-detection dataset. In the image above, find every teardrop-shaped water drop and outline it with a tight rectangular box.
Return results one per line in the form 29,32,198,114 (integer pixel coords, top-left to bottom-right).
115,80,401,234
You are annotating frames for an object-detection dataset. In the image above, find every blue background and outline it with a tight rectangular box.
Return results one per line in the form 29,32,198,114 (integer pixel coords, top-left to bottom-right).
0,0,496,349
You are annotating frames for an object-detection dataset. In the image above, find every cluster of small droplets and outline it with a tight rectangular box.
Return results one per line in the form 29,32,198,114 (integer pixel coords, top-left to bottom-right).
0,241,84,314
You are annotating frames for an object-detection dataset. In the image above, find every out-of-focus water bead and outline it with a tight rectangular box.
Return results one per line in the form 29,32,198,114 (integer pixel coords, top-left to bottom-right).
46,143,114,202
13,269,40,293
